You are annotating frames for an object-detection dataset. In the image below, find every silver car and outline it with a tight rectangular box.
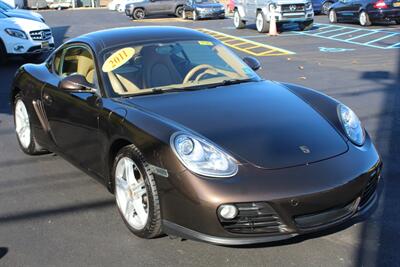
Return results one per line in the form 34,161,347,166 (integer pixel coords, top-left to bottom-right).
233,0,314,33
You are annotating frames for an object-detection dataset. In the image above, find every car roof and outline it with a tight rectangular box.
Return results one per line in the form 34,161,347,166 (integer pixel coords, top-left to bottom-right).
70,26,215,51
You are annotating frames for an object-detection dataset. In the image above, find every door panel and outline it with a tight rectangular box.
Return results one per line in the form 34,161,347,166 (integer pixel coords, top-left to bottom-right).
42,45,104,176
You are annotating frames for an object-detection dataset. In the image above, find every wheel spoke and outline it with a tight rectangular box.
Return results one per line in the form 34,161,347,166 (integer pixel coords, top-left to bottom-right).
116,177,129,192
125,199,135,219
132,199,147,224
124,158,136,186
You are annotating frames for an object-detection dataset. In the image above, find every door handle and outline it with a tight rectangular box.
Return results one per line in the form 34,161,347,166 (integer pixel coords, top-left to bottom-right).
43,93,53,105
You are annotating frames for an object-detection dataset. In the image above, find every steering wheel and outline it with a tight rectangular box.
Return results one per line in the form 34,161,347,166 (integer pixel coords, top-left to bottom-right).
183,64,220,84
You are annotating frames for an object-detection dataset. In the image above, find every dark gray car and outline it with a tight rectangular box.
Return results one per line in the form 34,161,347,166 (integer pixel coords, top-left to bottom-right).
125,0,186,19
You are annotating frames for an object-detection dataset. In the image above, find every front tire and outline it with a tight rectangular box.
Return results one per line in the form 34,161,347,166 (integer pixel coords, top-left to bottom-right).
359,11,371,26
256,12,269,33
233,9,245,29
132,8,145,20
182,9,187,19
329,9,337,23
14,94,47,155
113,145,162,239
192,10,198,20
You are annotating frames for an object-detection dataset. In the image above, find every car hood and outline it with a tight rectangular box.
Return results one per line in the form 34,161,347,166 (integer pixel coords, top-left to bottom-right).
1,17,49,31
4,10,43,22
121,81,348,169
195,3,224,8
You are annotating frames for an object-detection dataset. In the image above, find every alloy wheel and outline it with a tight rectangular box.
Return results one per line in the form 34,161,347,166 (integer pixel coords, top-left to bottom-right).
115,157,149,230
15,99,31,149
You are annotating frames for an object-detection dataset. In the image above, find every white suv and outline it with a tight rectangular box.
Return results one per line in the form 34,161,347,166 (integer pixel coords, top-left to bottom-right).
0,11,54,62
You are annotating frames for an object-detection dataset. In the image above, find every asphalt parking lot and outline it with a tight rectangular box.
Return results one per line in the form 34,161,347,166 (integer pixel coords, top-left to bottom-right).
0,9,399,267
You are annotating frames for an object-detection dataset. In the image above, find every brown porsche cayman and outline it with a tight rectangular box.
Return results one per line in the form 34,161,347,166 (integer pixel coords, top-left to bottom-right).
11,26,382,245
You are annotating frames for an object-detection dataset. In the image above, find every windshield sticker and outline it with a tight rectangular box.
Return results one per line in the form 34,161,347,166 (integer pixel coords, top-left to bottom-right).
102,47,135,73
198,41,214,46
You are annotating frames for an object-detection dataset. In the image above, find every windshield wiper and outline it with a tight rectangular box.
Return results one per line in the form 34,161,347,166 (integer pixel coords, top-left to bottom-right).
205,78,256,89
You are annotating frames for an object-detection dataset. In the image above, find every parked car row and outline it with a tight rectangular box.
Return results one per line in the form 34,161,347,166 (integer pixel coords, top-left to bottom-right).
108,0,227,20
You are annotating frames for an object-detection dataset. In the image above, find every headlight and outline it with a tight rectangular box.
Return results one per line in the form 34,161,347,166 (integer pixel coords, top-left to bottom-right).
171,132,238,177
306,1,313,9
338,104,365,146
269,3,277,10
5,28,27,39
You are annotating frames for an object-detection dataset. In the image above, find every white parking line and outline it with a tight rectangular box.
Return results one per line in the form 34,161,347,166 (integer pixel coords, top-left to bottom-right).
364,33,398,45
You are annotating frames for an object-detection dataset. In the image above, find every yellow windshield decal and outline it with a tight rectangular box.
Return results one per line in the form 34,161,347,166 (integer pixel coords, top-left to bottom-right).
198,41,213,46
102,47,135,72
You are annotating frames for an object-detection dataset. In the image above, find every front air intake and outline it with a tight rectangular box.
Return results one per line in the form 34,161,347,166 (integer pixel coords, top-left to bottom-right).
218,202,288,234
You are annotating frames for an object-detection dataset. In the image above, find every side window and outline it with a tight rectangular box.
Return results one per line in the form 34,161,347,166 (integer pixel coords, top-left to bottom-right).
53,49,63,75
60,46,98,86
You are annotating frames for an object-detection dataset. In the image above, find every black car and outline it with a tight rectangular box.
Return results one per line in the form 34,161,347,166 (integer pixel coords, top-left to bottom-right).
182,0,225,20
329,0,400,26
11,26,381,245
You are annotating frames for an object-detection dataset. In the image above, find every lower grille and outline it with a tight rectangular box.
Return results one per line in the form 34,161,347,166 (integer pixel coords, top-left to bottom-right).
219,202,288,234
294,199,358,229
360,166,381,207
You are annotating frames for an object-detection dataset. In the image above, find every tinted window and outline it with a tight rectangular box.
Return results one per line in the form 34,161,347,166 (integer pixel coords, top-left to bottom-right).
53,49,63,75
60,46,97,85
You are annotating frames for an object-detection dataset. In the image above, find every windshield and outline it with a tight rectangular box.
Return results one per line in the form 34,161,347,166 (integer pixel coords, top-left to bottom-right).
0,1,12,10
101,40,260,96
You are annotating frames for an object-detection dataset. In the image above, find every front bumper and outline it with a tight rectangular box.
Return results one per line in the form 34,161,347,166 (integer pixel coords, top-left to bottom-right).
5,37,55,55
274,10,314,22
163,190,379,245
197,10,225,18
368,8,400,21
158,137,382,245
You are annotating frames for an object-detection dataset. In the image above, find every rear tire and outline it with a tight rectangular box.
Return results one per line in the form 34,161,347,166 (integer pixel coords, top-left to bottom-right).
299,20,314,31
233,9,245,29
192,10,198,20
14,94,48,155
175,6,183,17
256,12,269,33
329,9,337,23
133,8,145,20
359,11,371,26
113,145,162,239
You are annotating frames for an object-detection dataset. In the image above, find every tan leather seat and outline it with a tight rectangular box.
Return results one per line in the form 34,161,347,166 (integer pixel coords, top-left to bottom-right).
108,72,141,94
141,46,182,88
77,55,95,83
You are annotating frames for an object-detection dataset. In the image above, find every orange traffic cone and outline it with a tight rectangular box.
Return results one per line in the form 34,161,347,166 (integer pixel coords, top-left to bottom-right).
268,7,279,36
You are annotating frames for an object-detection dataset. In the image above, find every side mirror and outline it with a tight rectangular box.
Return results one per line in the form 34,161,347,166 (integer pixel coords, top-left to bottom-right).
59,74,96,93
243,56,261,71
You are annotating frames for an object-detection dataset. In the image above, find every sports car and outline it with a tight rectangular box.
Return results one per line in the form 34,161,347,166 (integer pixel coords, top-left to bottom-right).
11,26,382,245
